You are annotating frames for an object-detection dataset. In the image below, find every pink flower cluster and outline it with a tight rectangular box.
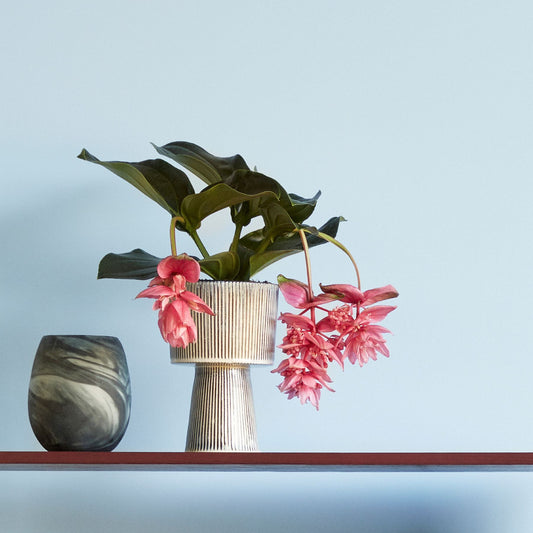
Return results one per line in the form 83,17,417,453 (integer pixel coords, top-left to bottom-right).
272,276,398,410
136,255,214,348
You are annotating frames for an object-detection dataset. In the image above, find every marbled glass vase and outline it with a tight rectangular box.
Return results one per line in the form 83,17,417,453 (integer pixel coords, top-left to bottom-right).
28,335,131,451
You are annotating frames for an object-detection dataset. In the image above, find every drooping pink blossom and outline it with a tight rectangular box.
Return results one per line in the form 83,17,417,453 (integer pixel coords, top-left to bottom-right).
271,356,334,410
136,254,214,348
316,304,355,335
343,323,393,366
279,327,343,368
157,299,198,348
340,305,396,366
274,275,398,408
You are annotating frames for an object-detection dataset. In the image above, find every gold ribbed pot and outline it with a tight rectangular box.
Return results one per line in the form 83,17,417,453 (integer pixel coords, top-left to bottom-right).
171,281,278,452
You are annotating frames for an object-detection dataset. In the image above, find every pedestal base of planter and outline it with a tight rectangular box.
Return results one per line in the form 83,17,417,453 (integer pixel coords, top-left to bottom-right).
186,364,258,452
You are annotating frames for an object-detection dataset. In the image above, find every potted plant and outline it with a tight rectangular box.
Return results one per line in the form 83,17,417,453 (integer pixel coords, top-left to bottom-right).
79,141,398,451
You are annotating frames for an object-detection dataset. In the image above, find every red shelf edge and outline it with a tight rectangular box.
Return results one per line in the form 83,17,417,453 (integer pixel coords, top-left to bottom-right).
2,452,533,472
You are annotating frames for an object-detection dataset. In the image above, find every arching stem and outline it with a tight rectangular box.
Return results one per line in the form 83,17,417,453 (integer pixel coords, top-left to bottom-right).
311,230,362,290
298,229,314,298
169,216,183,257
298,229,316,324
169,216,209,259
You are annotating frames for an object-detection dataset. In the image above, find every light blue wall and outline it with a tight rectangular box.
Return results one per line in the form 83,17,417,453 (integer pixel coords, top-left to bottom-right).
1,1,533,530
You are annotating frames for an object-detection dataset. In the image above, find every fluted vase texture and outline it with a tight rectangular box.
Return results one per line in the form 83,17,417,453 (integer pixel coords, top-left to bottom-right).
28,335,131,451
171,281,278,452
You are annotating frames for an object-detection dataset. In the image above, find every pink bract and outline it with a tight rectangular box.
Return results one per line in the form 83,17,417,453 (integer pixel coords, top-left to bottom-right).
278,312,316,331
343,324,392,367
157,254,201,282
158,300,197,348
136,254,214,348
320,283,399,306
278,275,336,309
271,356,334,410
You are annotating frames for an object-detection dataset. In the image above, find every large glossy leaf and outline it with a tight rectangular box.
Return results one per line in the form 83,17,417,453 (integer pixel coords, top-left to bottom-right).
199,251,240,280
259,202,297,238
248,249,302,278
286,191,321,224
274,217,343,251
97,249,162,280
240,216,344,253
235,217,343,279
152,141,249,185
225,169,289,226
180,182,279,231
78,149,194,216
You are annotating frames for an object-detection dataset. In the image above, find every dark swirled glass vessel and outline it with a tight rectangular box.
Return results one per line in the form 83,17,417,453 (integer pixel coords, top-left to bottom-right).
28,335,131,451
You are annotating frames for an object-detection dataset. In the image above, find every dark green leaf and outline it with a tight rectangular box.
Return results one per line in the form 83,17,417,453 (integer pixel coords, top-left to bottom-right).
249,249,301,278
78,149,195,216
286,191,321,224
277,217,344,251
236,217,343,279
180,182,279,231
152,141,250,185
97,249,162,280
225,169,288,226
259,202,297,238
240,216,344,253
199,251,240,280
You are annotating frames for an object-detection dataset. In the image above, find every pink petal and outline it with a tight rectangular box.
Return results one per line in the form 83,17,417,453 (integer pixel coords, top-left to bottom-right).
180,290,215,315
278,275,336,309
320,283,364,304
357,305,396,323
316,316,336,332
171,274,187,293
136,285,175,300
303,331,332,351
166,324,197,348
365,324,392,336
277,275,311,308
362,285,399,306
158,302,198,348
157,254,201,282
278,313,316,330
169,299,196,323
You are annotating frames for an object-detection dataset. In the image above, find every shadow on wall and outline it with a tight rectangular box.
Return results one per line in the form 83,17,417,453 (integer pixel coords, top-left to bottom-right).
0,471,516,533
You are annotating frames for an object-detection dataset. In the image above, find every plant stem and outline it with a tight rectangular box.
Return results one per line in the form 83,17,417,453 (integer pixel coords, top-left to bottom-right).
190,229,210,259
169,216,210,259
298,229,314,299
169,216,183,256
230,221,244,254
314,230,361,290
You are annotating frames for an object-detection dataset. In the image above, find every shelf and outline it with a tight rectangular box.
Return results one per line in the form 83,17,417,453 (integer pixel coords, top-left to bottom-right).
2,452,533,472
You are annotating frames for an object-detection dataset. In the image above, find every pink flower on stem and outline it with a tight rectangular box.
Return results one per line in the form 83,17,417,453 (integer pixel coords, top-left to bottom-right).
272,356,334,410
136,254,214,348
342,306,397,366
274,273,399,408
278,313,343,368
271,309,343,410
318,286,398,366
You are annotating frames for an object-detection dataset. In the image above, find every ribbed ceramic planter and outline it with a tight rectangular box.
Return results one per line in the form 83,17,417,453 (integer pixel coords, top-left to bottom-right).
28,335,131,451
171,281,278,452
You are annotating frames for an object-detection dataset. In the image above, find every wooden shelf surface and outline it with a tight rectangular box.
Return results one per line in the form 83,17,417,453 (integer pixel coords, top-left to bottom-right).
2,452,533,472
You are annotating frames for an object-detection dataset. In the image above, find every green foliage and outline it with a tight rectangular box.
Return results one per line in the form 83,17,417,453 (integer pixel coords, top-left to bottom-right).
79,141,343,281
97,249,162,280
